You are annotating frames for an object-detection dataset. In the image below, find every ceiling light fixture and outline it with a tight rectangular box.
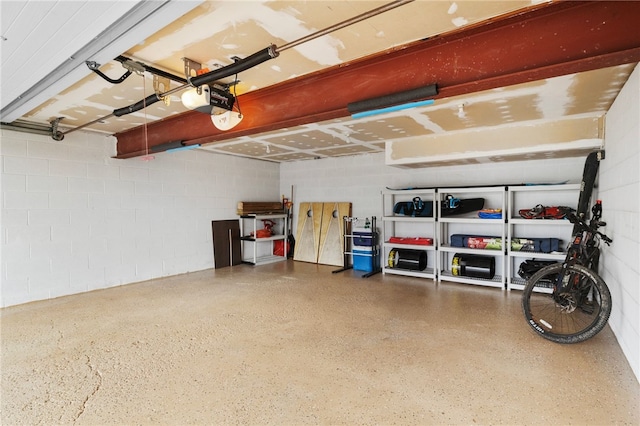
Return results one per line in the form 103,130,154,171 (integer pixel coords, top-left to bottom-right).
212,69,244,131
211,111,243,131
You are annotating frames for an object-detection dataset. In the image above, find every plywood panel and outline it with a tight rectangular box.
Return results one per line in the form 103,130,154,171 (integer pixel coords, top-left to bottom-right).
293,202,323,263
317,202,351,267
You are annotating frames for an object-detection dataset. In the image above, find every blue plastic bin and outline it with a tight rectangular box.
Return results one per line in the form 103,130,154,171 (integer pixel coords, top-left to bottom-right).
353,248,373,272
353,231,375,246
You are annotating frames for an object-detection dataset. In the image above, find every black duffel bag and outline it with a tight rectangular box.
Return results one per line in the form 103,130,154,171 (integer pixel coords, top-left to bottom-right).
518,259,559,280
393,196,433,217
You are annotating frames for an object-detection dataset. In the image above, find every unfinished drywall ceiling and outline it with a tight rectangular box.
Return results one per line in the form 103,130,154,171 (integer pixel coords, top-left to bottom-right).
199,63,635,164
112,1,640,161
21,0,540,134
2,1,640,165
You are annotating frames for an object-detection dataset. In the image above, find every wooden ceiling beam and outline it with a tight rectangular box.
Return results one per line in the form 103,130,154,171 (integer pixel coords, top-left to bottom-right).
115,0,640,158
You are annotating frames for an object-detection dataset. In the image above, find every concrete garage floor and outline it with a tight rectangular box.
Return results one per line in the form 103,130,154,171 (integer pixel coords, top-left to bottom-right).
1,260,638,425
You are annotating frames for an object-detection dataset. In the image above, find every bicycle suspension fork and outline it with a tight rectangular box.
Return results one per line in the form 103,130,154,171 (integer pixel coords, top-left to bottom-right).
554,234,583,295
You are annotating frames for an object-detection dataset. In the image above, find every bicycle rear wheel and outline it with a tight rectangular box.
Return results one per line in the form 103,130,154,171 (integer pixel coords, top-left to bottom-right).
522,263,611,344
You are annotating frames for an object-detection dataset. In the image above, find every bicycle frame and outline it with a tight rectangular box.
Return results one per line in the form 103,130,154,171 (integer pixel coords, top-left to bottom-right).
554,200,611,295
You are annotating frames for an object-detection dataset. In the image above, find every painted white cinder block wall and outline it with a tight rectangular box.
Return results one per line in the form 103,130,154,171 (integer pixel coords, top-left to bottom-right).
0,130,279,307
280,153,585,222
599,64,640,381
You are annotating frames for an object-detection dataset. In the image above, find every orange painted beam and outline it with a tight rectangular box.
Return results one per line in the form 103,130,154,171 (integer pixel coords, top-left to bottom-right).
115,0,640,158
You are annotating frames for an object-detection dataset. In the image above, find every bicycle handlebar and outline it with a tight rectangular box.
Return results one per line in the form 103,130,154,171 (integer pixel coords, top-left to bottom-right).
600,233,613,244
566,211,613,245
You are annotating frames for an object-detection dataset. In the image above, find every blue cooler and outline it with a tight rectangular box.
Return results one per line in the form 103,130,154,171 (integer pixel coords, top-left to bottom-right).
353,247,373,272
353,230,375,246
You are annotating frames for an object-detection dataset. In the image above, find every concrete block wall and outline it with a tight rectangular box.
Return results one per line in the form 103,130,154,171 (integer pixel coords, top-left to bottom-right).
1,130,279,307
600,64,640,381
280,153,585,222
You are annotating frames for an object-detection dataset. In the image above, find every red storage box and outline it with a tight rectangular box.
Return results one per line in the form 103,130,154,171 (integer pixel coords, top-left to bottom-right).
388,237,433,245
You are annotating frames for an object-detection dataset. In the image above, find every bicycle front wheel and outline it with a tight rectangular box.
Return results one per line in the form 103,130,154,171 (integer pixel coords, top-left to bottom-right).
522,263,611,344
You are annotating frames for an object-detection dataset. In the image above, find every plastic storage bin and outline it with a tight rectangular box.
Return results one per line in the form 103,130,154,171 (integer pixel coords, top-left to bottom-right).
353,230,375,246
353,247,373,272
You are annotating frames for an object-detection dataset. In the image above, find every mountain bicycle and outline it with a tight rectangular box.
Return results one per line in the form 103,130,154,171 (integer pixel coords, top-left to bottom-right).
521,200,613,343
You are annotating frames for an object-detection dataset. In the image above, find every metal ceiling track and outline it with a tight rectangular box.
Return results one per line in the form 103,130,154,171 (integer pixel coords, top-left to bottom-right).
0,119,58,137
0,0,179,124
112,0,640,158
